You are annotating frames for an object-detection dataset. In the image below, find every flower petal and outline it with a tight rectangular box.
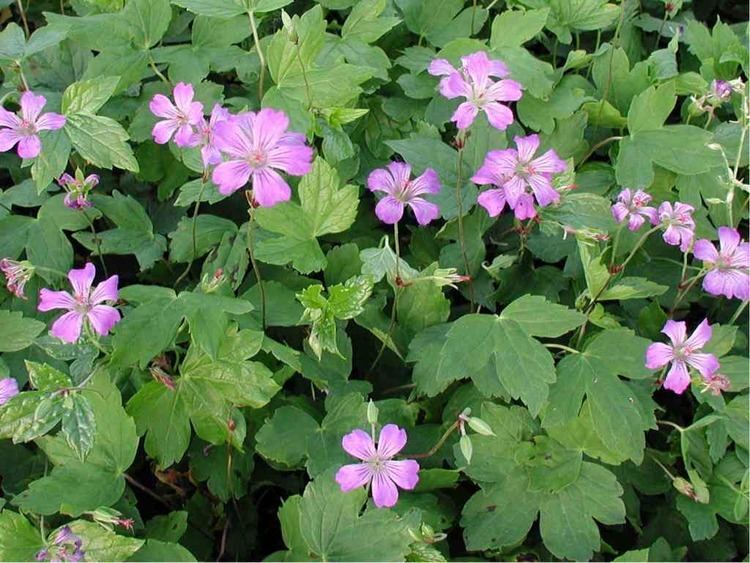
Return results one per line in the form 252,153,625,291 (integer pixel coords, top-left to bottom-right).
68,263,96,299
427,58,455,76
663,361,691,394
152,119,178,144
686,352,719,379
335,463,372,492
645,342,673,369
439,72,471,99
252,167,292,207
477,188,507,217
375,195,405,224
371,471,399,508
0,128,22,152
50,311,84,344
531,149,567,174
693,239,718,263
87,305,121,336
611,202,629,224
684,318,712,350
213,118,253,158
383,459,420,490
408,197,440,225
254,108,290,152
483,102,514,130
172,82,195,113
149,94,178,119
267,134,314,176
377,424,408,458
0,107,21,128
513,193,536,220
486,79,523,103
452,101,479,130
35,113,66,131
20,91,46,123
514,134,540,162
367,167,396,194
661,320,686,346
386,162,412,188
90,275,119,304
0,378,19,406
526,174,559,207
341,429,376,460
461,51,492,91
212,160,253,196
17,135,41,159
627,213,645,232
717,226,740,255
408,168,440,196
38,289,75,312
174,123,199,148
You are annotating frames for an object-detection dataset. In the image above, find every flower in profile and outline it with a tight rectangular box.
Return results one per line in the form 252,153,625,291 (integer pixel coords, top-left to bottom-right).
0,258,34,299
693,227,750,300
428,51,523,130
198,104,231,168
58,171,99,210
38,263,120,344
367,162,440,225
0,377,19,406
702,373,730,396
710,79,733,102
149,82,204,147
335,424,420,508
611,188,658,231
36,526,84,563
473,134,567,220
645,319,719,394
0,91,66,159
212,108,313,206
658,201,695,252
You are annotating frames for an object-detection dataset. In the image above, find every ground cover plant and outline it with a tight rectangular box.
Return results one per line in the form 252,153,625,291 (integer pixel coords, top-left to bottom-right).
0,0,748,560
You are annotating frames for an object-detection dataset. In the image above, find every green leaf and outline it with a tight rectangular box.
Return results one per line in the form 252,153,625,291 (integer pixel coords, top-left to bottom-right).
627,82,677,134
0,23,26,63
68,520,144,561
171,0,246,17
129,540,197,562
31,130,72,192
545,0,620,44
61,393,97,461
0,392,64,444
62,76,120,114
26,362,72,391
490,8,549,48
395,0,486,47
500,295,586,338
0,310,45,352
64,113,139,172
0,510,44,561
341,0,401,43
169,215,237,263
256,405,319,467
599,277,669,301
145,511,188,542
122,0,172,49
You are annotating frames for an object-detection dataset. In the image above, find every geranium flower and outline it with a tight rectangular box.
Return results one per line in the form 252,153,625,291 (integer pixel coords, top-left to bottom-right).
149,82,204,147
702,373,730,396
335,424,420,508
0,91,66,159
58,172,99,210
658,202,695,252
36,526,84,563
473,134,566,219
710,79,732,101
212,108,313,206
0,258,34,299
198,103,230,168
645,319,719,394
367,162,440,225
428,51,523,130
611,188,658,231
38,263,120,344
0,377,19,406
693,227,750,300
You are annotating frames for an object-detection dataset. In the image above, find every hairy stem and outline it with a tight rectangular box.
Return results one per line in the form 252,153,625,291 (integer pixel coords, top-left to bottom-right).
728,300,748,325
412,421,459,459
246,203,266,330
16,0,30,37
82,209,108,277
248,10,265,100
174,177,207,288
454,134,475,310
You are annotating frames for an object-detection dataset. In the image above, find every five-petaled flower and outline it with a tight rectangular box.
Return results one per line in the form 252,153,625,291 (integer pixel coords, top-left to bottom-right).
693,227,750,300
0,377,19,406
367,162,441,225
335,424,420,508
149,82,204,147
212,108,313,206
0,91,66,159
473,134,567,220
428,51,523,130
658,202,695,252
0,258,34,299
38,263,120,344
58,172,99,210
645,319,719,394
198,103,231,168
611,188,658,231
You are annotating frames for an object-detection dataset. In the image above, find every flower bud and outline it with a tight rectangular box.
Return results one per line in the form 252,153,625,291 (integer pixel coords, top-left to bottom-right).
467,416,495,436
459,434,473,464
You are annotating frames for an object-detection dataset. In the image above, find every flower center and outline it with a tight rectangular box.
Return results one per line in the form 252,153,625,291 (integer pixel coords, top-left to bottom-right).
367,456,387,473
247,150,267,168
19,120,36,136
73,294,91,315
716,254,732,270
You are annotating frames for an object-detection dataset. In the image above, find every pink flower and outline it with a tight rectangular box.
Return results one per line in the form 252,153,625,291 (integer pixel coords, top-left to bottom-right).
335,424,420,508
693,227,750,300
645,319,719,394
211,108,313,206
473,134,566,220
611,188,658,231
428,51,523,130
38,263,120,344
0,258,34,299
58,172,99,210
702,373,730,396
710,80,732,101
0,91,66,159
0,377,19,406
658,202,695,252
198,104,230,168
367,162,440,225
149,82,204,147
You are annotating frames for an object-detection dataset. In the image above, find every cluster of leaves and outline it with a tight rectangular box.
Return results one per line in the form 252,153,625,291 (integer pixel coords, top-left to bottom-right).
0,0,748,561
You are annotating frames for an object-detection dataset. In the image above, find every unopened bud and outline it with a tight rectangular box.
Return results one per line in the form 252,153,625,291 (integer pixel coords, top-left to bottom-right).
467,416,495,436
367,400,379,425
459,434,473,464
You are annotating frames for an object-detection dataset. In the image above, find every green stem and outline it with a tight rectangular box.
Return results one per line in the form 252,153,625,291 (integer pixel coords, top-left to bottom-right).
579,136,623,167
653,10,669,51
411,420,460,459
544,343,580,354
728,300,748,325
148,55,170,85
294,41,313,111
174,178,207,287
609,223,624,267
247,205,266,330
248,10,266,100
619,225,661,270
657,419,684,432
369,224,402,373
16,0,30,37
454,133,475,311
82,209,108,277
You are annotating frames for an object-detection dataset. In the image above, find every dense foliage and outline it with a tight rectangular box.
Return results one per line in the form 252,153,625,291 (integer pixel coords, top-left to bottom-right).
0,0,748,561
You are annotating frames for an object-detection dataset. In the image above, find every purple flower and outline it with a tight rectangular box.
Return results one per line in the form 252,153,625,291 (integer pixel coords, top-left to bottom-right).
367,162,440,225
611,188,658,231
35,549,49,562
711,79,733,101
335,424,420,508
53,527,77,546
473,134,567,220
58,172,99,210
0,377,19,406
211,108,313,206
198,104,230,168
645,319,719,394
149,82,204,147
0,91,66,159
36,527,85,562
693,227,750,300
38,263,120,344
428,51,523,130
0,258,34,299
658,202,695,252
